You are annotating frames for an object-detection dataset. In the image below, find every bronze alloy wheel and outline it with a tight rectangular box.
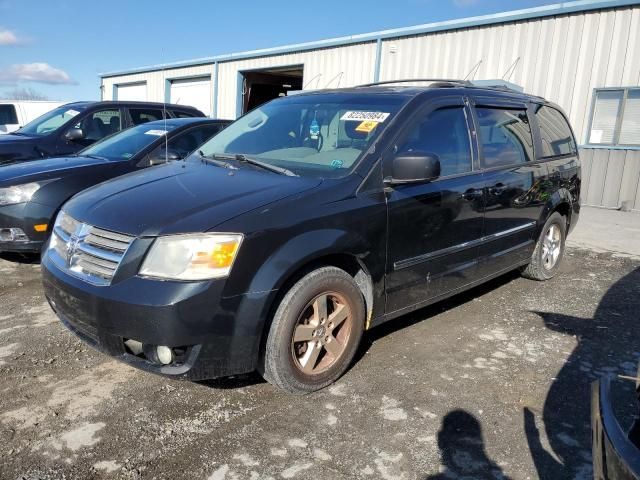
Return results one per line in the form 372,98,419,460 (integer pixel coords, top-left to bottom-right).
290,291,353,375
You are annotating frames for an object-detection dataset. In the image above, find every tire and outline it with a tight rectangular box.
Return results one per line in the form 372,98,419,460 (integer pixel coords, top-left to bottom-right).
521,212,566,281
260,266,365,394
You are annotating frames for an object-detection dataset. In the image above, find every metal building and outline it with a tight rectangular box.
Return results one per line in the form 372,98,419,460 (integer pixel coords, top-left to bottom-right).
100,0,640,211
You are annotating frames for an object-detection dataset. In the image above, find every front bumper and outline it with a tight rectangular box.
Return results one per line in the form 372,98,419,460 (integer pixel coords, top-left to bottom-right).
41,251,270,380
0,202,54,253
592,377,640,479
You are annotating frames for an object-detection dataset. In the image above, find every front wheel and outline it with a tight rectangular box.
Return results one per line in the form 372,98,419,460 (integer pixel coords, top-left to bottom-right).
521,212,566,281
260,266,365,394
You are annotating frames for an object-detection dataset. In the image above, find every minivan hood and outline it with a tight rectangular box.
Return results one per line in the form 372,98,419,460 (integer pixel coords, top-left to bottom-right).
64,159,322,237
0,155,110,185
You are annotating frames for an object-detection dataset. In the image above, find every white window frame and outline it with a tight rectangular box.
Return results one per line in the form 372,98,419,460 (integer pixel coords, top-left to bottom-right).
586,87,640,147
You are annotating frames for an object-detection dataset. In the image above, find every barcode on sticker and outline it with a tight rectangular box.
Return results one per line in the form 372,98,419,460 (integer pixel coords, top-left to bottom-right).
340,111,390,122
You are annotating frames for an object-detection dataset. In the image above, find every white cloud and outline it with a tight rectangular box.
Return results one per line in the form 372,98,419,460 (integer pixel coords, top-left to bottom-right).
0,28,20,45
0,63,75,85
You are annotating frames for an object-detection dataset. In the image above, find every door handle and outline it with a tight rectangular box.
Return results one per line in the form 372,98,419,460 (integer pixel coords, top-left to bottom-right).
461,188,482,201
489,183,507,196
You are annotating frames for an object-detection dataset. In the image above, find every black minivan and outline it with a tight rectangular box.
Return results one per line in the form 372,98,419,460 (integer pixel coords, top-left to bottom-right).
0,100,203,164
41,81,581,393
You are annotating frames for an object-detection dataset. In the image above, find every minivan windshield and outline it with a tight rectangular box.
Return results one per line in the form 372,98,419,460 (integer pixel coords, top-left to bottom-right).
18,104,88,136
79,122,179,161
198,93,407,178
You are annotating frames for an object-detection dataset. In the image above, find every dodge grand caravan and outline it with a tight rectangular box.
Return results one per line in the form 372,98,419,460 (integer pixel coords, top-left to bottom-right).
41,80,581,393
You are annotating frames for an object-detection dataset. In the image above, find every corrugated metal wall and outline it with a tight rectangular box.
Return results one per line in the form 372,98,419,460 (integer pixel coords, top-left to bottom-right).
216,42,377,119
378,6,640,144
580,147,640,210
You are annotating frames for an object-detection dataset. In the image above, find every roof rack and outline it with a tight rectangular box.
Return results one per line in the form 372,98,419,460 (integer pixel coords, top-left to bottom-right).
355,78,473,88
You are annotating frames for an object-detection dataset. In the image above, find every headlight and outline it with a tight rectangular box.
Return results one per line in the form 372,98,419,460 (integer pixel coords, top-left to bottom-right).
0,182,43,206
139,233,243,281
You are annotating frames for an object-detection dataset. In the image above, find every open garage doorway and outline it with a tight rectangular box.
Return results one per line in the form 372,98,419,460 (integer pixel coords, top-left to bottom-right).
240,66,303,115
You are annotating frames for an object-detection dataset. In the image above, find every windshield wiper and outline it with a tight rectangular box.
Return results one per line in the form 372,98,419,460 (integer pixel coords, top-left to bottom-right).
212,153,297,177
198,151,238,170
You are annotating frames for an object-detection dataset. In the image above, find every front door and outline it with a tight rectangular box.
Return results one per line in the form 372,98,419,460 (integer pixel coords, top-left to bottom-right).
385,97,485,314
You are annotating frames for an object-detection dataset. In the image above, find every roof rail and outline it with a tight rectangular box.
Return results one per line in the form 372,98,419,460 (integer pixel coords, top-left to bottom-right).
355,78,473,88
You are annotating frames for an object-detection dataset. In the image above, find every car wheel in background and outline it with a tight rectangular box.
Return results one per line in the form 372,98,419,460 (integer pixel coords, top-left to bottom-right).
521,212,566,281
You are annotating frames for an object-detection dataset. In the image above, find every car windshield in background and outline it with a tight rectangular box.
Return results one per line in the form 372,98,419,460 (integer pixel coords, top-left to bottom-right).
18,105,89,136
198,93,407,178
79,123,179,161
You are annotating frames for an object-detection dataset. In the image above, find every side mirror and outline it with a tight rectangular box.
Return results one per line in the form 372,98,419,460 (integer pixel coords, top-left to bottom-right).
385,151,441,185
64,128,85,141
149,148,183,165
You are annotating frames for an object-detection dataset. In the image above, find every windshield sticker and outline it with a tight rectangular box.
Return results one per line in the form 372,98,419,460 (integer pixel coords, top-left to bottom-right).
355,120,379,134
65,109,81,117
330,159,344,169
340,111,390,123
144,129,168,136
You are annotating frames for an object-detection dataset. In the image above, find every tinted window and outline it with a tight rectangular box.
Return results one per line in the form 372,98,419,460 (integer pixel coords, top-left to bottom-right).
80,122,179,161
129,108,163,125
0,105,18,124
72,109,121,142
150,124,224,159
534,105,576,157
477,108,534,167
398,107,472,176
171,110,197,119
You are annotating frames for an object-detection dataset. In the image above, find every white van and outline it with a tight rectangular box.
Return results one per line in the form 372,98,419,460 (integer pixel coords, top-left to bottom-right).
0,101,63,134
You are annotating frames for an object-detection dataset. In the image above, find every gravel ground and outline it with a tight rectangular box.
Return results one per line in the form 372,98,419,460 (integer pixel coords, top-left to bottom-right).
0,247,638,480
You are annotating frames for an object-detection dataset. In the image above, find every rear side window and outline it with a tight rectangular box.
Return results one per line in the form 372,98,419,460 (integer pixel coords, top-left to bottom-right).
0,105,18,124
534,105,576,157
171,110,198,118
476,108,534,167
398,107,472,176
129,108,163,125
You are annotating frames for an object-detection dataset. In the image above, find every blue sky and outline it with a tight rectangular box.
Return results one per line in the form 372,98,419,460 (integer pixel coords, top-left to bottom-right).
0,0,555,101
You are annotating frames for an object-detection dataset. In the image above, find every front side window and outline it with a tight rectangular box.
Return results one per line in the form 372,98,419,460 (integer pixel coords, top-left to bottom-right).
79,122,179,161
149,124,224,159
72,109,121,143
397,106,472,176
18,104,88,136
0,105,18,125
588,88,640,146
534,105,576,157
476,108,534,168
198,93,407,178
129,108,164,125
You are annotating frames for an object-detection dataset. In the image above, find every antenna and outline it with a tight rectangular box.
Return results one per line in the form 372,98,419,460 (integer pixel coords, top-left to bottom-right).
162,66,169,164
502,57,520,82
463,60,483,81
323,72,344,89
303,73,322,90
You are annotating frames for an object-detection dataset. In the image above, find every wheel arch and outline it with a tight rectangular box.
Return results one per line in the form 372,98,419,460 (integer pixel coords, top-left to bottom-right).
538,189,574,235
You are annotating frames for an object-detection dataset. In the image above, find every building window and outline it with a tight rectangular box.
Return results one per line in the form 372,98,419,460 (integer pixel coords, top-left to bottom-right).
588,88,640,146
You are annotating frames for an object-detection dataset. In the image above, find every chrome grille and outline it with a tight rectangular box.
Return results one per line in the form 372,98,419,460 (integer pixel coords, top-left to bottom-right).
49,212,134,286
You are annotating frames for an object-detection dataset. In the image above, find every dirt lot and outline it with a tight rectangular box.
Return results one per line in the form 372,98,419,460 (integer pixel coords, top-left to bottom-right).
0,248,638,480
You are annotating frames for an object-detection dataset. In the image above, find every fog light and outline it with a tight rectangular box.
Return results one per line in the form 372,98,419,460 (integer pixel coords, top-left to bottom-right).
156,346,174,365
0,228,28,242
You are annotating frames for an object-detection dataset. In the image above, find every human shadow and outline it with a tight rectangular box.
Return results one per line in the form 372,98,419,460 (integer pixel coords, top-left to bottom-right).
525,266,640,478
424,409,513,480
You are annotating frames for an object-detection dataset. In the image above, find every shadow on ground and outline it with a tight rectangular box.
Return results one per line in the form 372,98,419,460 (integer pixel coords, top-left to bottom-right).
523,266,640,478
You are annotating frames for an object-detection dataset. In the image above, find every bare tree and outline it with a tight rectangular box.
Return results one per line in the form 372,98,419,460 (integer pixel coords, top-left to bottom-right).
1,87,49,100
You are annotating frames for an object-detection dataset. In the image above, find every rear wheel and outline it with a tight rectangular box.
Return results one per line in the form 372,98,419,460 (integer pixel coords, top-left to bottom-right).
260,266,365,394
521,212,566,281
